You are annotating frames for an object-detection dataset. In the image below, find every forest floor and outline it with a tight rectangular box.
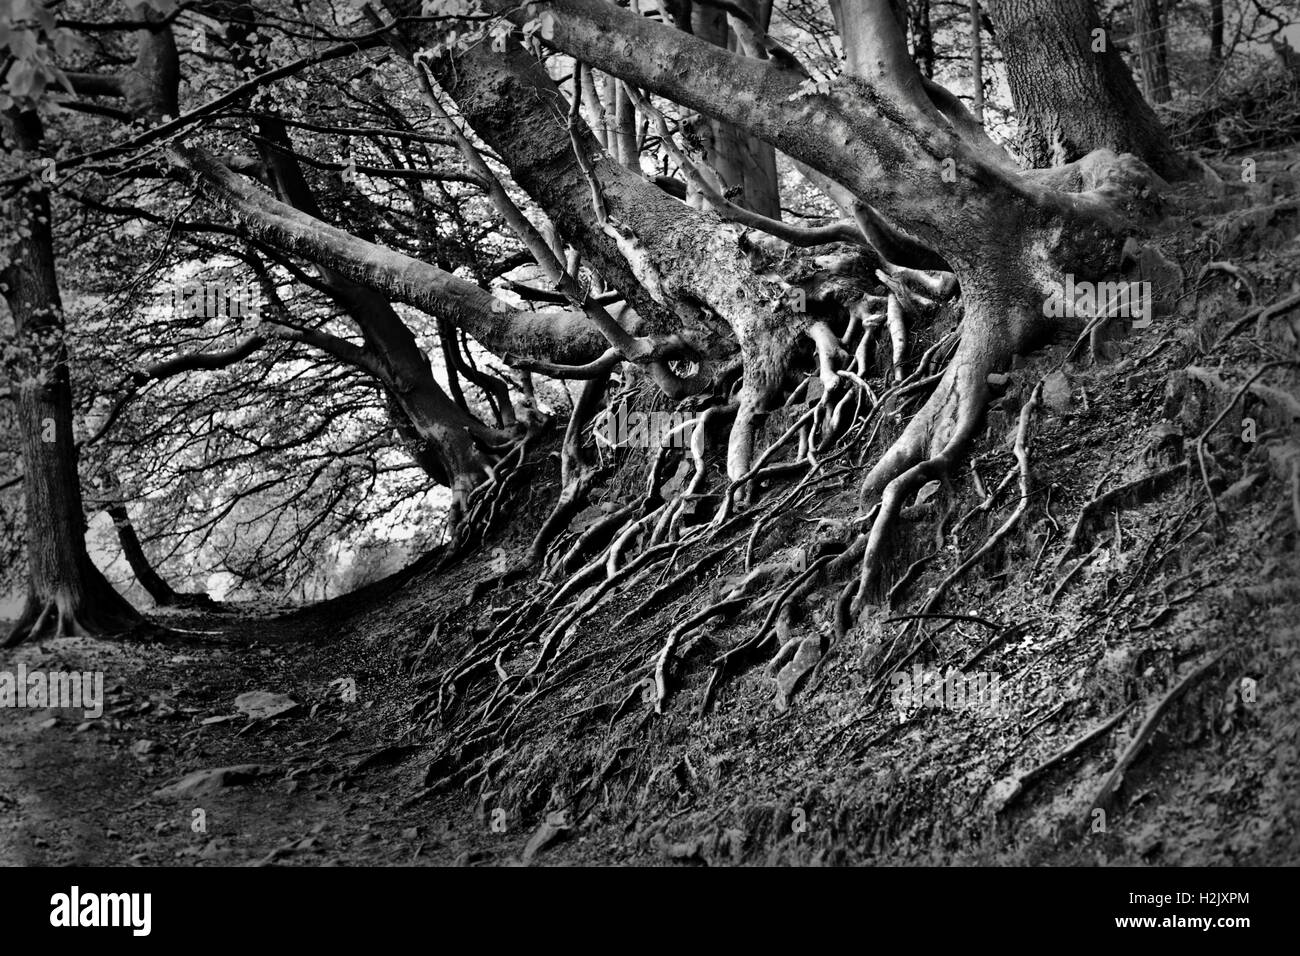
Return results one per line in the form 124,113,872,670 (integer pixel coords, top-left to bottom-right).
3,146,1300,866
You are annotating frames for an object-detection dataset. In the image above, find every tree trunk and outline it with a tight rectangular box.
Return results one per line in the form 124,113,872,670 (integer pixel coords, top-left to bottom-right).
1210,0,1224,61
459,0,1169,613
910,0,936,78
107,501,216,609
252,116,503,525
1132,0,1171,103
3,110,142,647
683,0,782,219
970,0,985,123
984,0,1186,178
609,76,640,171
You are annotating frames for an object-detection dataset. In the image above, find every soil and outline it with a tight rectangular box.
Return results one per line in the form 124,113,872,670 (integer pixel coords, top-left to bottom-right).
3,147,1299,867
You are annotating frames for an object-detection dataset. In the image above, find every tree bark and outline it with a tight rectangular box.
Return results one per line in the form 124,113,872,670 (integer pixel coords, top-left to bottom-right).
2,110,143,646
107,500,216,609
682,0,782,219
910,0,936,78
251,117,501,522
1210,0,1224,61
970,0,985,123
1132,0,1171,103
983,0,1185,177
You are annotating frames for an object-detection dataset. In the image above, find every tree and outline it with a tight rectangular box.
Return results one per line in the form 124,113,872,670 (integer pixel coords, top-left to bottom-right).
983,0,1186,176
1131,0,1172,103
2,109,142,646
417,0,1175,613
3,0,1194,645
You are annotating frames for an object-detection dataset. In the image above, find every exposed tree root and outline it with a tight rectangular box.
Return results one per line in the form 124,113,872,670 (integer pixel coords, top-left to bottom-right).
1087,650,1225,823
993,702,1137,814
529,375,610,564
1053,462,1190,570
4,584,143,648
917,380,1043,615
1190,361,1300,524
416,222,1189,769
848,352,989,619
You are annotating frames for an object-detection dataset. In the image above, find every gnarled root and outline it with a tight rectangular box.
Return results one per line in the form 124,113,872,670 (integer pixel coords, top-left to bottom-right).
529,375,610,564
917,379,1043,615
848,343,992,620
4,577,143,648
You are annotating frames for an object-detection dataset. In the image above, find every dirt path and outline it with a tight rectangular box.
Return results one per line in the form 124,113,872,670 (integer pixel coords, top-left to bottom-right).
0,617,494,867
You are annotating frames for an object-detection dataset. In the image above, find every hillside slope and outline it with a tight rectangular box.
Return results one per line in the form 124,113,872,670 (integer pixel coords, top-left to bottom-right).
321,148,1300,865
3,149,1297,867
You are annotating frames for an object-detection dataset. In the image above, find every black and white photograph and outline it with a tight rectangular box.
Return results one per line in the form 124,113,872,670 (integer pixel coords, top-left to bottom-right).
0,0,1294,926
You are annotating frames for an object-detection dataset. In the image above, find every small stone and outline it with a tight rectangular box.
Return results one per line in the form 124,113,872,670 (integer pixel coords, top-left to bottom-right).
234,691,298,720
522,810,572,864
1042,370,1073,414
153,764,272,798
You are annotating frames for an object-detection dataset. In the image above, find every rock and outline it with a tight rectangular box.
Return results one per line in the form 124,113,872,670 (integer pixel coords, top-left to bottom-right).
522,809,572,864
198,839,234,861
132,739,159,757
653,834,704,862
153,764,273,798
1124,243,1185,321
200,714,239,726
1042,370,1073,414
234,691,298,720
348,744,418,775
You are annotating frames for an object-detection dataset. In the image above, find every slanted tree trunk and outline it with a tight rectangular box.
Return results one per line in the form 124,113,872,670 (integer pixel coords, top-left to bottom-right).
258,128,504,525
95,472,215,610
3,110,143,647
983,0,1186,177
427,39,801,481
107,502,216,610
1132,0,1172,103
220,6,505,529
